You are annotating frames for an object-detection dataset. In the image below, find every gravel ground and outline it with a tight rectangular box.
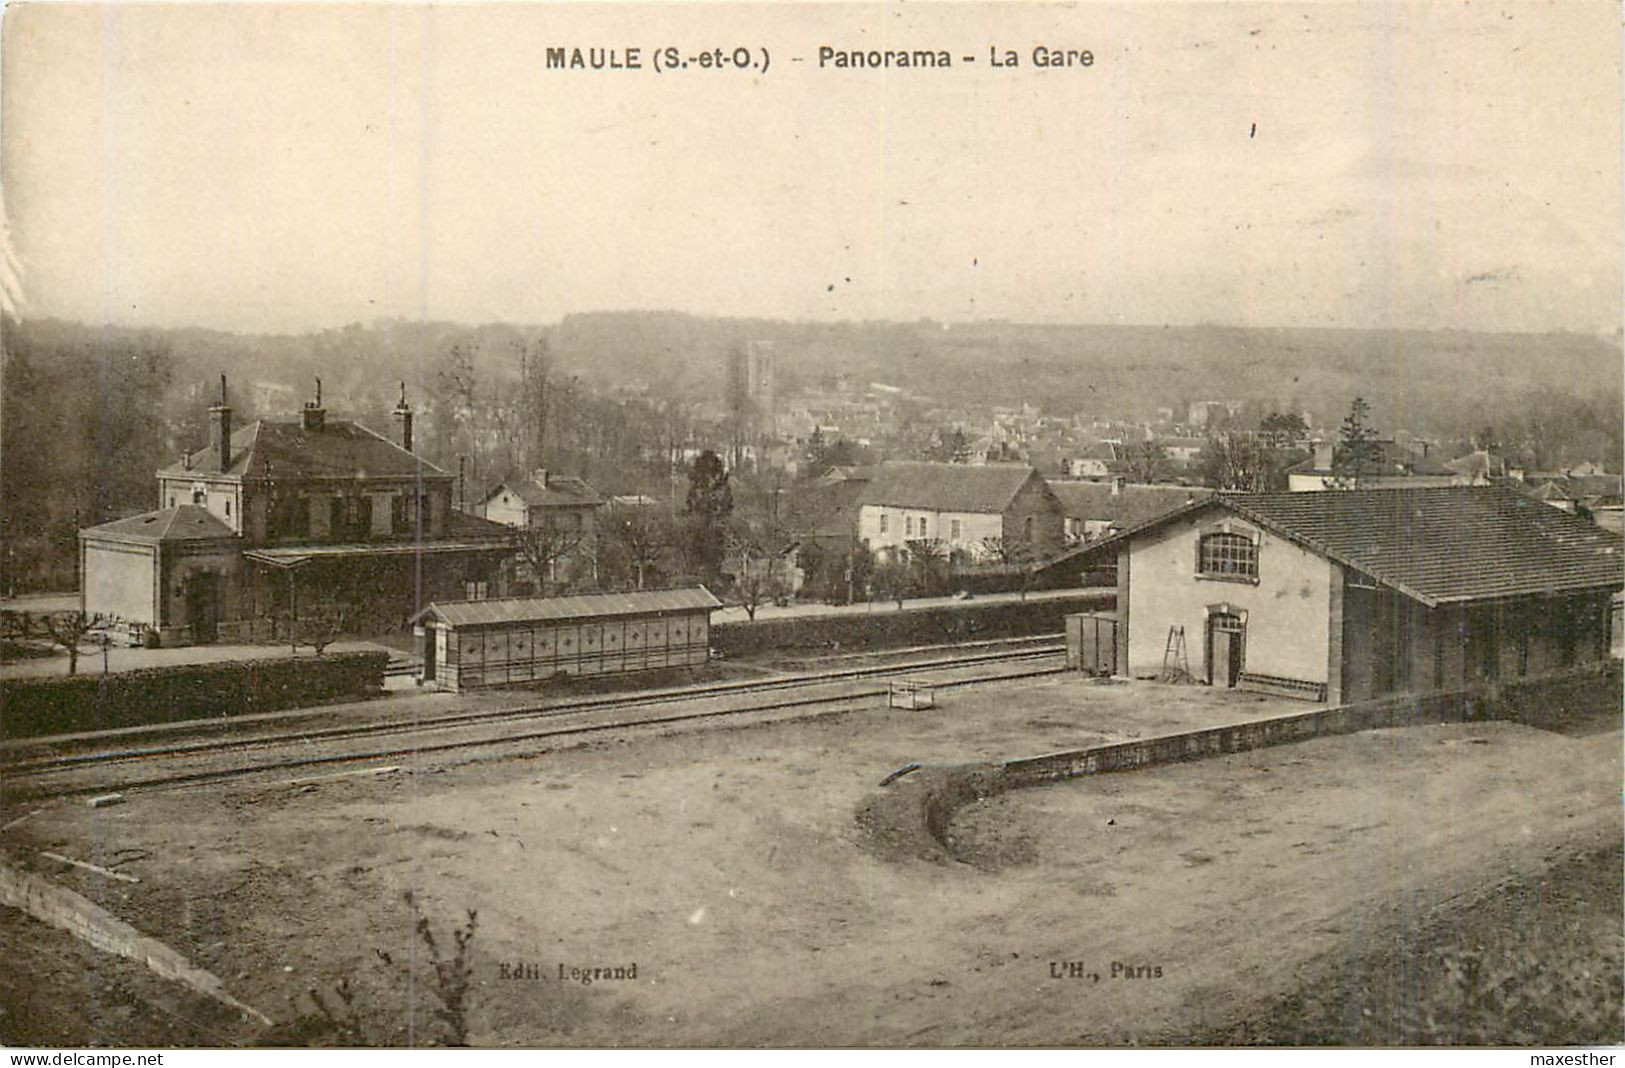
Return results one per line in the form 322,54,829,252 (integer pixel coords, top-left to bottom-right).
0,674,1615,1047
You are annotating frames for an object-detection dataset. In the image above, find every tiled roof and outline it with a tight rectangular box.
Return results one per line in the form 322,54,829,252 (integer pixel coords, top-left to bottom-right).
1521,480,1574,503
415,586,722,627
1050,482,1214,529
1563,474,1624,504
817,465,875,485
1445,450,1504,480
158,420,449,481
858,462,1041,514
780,480,866,539
1077,441,1123,462
81,506,237,543
486,475,604,510
446,510,523,539
1217,485,1622,605
1286,439,1455,479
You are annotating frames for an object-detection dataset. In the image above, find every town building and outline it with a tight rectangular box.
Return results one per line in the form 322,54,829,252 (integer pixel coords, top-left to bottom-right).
856,461,1064,561
411,587,721,691
81,377,514,645
1285,439,1461,492
1065,441,1126,480
480,469,605,587
1094,485,1621,704
1157,436,1208,467
1050,481,1213,543
1443,449,1509,485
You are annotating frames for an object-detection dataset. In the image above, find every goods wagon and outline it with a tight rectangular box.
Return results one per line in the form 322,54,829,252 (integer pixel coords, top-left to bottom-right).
411,587,721,692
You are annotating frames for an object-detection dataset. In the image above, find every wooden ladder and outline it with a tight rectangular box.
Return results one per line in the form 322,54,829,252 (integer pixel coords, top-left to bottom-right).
1160,625,1190,682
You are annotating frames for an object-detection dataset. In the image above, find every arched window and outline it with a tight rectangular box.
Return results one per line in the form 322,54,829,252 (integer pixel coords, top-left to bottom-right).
1199,532,1258,580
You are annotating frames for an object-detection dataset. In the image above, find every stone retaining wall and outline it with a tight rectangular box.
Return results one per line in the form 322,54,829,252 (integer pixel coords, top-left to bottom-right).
859,661,1620,862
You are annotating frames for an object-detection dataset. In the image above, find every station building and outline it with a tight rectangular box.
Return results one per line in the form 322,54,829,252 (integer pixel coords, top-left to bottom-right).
79,377,514,644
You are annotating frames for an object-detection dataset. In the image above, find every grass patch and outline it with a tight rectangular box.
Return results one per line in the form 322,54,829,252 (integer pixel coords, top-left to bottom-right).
1197,843,1624,1046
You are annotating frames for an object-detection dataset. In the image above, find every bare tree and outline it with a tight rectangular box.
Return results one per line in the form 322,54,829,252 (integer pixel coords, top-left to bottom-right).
1124,440,1169,483
437,342,482,506
298,607,347,656
730,563,785,622
39,610,99,675
725,514,788,619
513,519,585,595
519,336,550,470
871,554,911,610
1197,432,1269,492
606,504,670,590
979,536,1038,600
903,538,951,598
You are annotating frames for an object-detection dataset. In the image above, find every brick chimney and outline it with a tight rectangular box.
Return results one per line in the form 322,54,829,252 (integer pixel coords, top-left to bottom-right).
302,377,326,431
1314,440,1334,470
208,373,232,473
392,381,414,453
532,468,549,488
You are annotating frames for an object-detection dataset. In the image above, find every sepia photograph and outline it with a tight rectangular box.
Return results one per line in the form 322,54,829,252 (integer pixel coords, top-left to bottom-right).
0,0,1621,1052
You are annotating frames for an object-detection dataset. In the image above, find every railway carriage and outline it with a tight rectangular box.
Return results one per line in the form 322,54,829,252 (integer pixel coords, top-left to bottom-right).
411,587,721,692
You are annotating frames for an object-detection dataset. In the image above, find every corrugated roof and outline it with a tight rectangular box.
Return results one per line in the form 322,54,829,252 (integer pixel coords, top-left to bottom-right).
858,461,1042,514
416,586,722,627
484,475,604,509
158,420,450,482
81,505,237,543
1196,485,1622,606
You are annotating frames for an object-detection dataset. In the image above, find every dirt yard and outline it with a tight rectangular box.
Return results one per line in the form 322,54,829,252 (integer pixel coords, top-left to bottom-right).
0,674,1617,1047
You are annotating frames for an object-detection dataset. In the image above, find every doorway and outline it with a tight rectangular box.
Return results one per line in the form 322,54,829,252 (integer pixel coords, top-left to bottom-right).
186,571,220,644
1206,612,1244,687
421,625,438,682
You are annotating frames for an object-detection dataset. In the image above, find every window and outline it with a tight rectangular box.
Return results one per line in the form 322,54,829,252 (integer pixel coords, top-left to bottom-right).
1198,532,1258,580
192,489,206,505
224,500,231,517
879,513,888,534
919,517,928,538
951,519,961,541
168,496,177,508
465,580,489,601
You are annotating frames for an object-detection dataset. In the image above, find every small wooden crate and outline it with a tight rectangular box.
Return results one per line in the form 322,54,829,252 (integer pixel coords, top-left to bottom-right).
888,679,936,710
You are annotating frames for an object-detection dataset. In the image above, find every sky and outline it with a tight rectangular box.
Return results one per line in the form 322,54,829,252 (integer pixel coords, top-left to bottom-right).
3,1,1621,335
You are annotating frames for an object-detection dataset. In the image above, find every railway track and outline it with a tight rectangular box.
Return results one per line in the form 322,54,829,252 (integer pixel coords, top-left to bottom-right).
1,644,1066,799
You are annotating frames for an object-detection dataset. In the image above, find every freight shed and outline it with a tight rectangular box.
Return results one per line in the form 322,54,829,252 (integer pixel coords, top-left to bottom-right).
411,587,722,692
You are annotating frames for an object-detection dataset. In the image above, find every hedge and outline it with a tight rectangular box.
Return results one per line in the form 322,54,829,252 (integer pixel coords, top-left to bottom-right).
0,651,387,740
711,592,1111,659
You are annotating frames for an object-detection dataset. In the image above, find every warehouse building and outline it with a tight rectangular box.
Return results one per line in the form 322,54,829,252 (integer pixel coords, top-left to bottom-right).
1086,485,1622,703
